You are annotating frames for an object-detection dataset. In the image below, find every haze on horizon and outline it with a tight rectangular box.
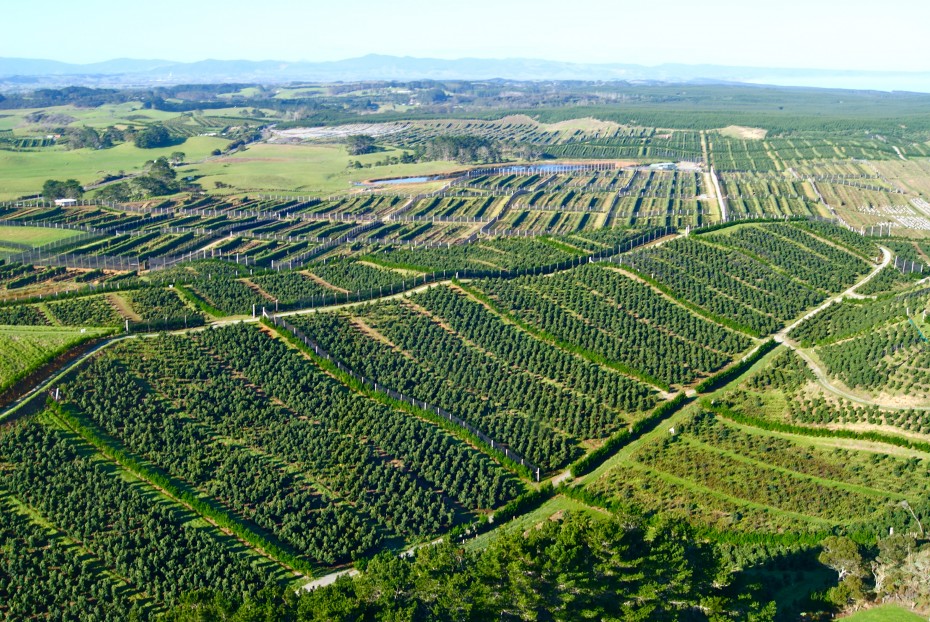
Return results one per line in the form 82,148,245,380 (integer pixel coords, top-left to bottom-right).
6,0,930,74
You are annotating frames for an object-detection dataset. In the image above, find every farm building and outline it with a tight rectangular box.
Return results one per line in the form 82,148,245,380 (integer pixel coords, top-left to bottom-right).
54,198,78,207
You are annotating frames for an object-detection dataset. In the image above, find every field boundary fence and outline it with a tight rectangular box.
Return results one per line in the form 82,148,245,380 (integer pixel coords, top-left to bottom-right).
13,252,142,271
893,255,926,275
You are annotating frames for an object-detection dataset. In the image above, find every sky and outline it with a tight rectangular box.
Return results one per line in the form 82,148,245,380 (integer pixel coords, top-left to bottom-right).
4,0,930,72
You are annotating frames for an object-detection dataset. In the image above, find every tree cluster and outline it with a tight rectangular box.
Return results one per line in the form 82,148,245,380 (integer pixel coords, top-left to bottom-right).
97,156,181,201
41,178,84,201
818,534,930,613
346,134,377,155
134,124,175,148
163,512,776,621
422,135,502,163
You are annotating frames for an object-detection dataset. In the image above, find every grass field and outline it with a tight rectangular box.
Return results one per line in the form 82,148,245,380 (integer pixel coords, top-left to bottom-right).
840,605,926,621
185,142,468,196
0,325,108,393
0,103,183,134
0,136,229,201
0,226,82,247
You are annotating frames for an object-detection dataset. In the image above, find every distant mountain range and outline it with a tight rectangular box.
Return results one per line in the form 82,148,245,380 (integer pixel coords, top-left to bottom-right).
1,54,928,92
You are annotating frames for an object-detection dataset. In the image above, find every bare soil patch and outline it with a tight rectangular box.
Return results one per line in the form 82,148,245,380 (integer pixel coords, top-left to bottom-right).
716,126,768,140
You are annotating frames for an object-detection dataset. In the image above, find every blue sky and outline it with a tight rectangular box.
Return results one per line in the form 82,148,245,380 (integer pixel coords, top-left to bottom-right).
5,0,930,71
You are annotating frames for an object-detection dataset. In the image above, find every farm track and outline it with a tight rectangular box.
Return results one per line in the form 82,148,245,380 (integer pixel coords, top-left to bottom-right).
789,347,930,411
772,246,930,410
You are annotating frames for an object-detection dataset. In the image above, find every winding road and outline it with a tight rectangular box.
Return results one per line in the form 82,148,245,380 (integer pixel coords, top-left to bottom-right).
772,246,928,411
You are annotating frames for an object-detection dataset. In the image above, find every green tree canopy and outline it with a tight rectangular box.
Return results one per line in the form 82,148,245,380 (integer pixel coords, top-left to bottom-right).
134,124,174,149
42,178,84,201
346,134,377,155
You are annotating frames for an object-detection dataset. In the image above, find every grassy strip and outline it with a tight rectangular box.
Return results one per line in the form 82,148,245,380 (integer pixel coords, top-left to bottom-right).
557,484,631,513
0,279,147,309
174,284,226,318
45,401,316,577
558,480,874,547
450,484,555,543
0,329,113,396
569,393,689,478
694,339,777,393
457,280,671,392
706,401,930,455
607,262,762,338
264,318,536,482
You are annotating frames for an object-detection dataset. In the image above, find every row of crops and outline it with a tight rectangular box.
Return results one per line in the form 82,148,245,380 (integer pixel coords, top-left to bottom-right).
708,135,923,172
620,222,872,335
58,327,523,562
469,264,753,389
4,186,642,270
0,288,201,328
385,118,645,147
459,169,705,197
289,285,659,471
545,131,703,162
6,149,909,275
407,195,505,220
0,414,288,619
0,225,654,317
1,220,874,325
175,229,660,314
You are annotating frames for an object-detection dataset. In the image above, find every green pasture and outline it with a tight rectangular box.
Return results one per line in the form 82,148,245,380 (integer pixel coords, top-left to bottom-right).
0,103,181,135
0,325,109,393
0,136,229,200
273,87,325,99
0,226,82,247
185,142,467,196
